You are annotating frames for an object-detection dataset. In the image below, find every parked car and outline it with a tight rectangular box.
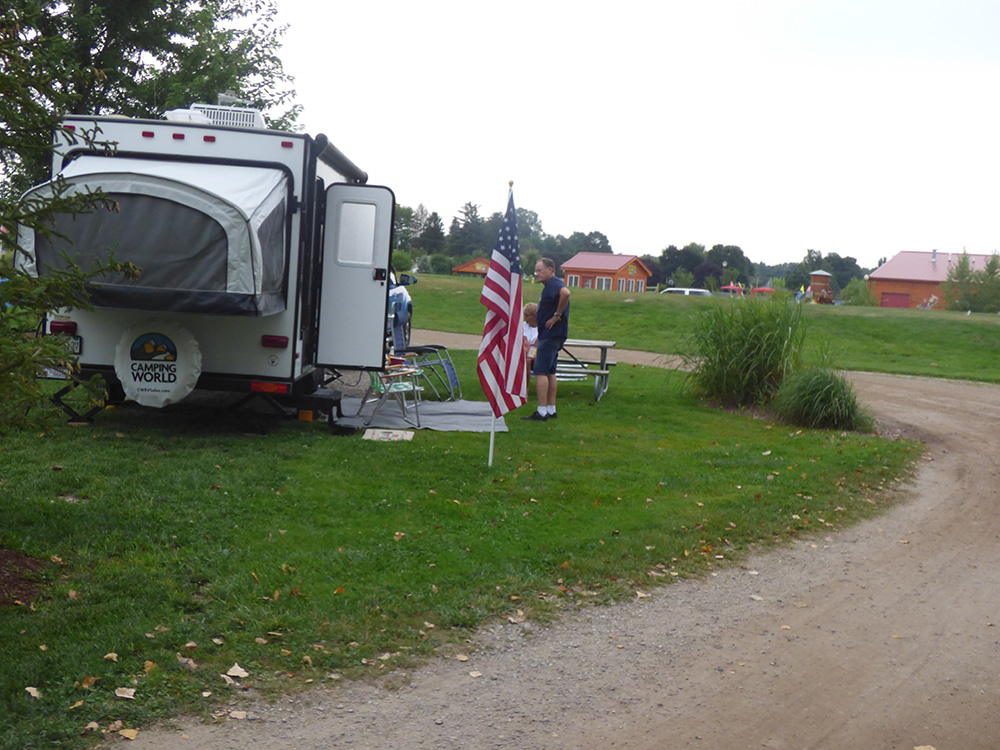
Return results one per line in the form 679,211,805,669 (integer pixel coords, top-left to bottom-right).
387,270,416,347
659,287,712,296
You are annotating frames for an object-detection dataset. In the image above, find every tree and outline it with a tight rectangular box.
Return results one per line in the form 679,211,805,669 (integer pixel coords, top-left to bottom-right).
1,6,137,431
706,244,752,284
515,208,543,241
414,211,445,255
823,252,866,294
941,252,1000,313
693,261,724,289
660,243,705,281
9,0,299,183
446,202,489,258
672,268,695,288
393,205,414,251
640,254,663,286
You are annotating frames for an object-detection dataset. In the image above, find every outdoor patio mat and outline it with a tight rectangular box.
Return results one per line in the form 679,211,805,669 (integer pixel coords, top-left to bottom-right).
334,397,508,432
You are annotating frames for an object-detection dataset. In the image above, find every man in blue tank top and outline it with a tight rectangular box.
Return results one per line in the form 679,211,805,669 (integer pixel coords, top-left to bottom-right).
522,257,570,422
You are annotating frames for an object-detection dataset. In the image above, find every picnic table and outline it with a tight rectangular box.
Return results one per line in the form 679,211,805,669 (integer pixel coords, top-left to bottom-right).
556,338,616,402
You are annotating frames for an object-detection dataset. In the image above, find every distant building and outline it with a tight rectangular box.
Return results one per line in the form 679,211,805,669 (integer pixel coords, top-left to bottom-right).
452,257,489,278
560,252,653,293
868,250,996,309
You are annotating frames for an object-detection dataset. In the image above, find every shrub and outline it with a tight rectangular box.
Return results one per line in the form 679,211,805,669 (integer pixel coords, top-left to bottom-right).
392,249,413,272
684,296,804,406
840,277,877,306
773,367,874,431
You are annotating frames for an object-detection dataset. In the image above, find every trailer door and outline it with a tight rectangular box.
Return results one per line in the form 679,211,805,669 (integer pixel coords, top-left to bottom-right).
316,183,394,369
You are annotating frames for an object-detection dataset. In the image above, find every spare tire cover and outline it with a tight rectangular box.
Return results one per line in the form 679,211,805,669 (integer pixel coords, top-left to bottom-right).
114,323,202,407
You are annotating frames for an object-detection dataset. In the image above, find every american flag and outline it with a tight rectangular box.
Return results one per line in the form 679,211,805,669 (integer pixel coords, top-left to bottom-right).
477,192,527,418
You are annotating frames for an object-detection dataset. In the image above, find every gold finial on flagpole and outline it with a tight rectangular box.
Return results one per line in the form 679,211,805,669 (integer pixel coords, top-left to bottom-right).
509,180,514,189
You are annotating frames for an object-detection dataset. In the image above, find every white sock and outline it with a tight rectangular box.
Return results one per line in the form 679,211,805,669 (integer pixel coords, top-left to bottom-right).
537,407,546,416
546,406,556,415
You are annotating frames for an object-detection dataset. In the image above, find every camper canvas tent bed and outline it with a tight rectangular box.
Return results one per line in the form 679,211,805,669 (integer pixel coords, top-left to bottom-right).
19,156,290,316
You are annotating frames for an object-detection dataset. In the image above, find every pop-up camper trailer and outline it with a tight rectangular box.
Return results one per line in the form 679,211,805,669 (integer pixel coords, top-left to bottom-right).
16,104,399,419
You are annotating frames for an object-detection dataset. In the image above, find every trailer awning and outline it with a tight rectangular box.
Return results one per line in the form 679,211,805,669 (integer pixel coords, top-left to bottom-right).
18,156,290,316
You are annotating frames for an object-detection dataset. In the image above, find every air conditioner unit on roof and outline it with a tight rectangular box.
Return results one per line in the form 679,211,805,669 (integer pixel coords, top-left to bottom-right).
190,103,266,130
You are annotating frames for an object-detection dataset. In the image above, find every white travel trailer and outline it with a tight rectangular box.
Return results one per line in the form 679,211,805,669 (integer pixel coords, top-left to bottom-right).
17,104,397,419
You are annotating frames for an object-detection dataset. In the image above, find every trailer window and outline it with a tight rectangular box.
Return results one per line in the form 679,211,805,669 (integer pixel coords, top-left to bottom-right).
336,202,377,266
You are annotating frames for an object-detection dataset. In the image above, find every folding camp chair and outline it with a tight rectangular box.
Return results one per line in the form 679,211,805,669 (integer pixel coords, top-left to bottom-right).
398,345,462,401
355,365,422,427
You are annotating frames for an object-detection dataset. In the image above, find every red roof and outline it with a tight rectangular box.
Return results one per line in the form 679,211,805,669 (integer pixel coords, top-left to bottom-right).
560,252,651,276
870,250,996,283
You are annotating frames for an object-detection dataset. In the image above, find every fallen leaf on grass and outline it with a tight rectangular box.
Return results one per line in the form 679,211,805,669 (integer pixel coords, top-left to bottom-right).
227,663,249,679
25,687,42,699
119,728,139,740
183,641,197,652
229,710,247,720
635,590,649,599
212,638,225,646
176,654,199,672
83,721,100,733
143,661,157,675
220,674,235,686
69,700,84,709
115,687,136,700
255,637,268,645
81,675,99,688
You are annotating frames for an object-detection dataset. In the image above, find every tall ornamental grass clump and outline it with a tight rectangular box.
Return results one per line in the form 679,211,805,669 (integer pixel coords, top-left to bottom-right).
773,367,874,431
684,296,805,406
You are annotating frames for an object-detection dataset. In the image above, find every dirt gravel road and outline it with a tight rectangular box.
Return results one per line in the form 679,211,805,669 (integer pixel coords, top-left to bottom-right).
130,334,1000,750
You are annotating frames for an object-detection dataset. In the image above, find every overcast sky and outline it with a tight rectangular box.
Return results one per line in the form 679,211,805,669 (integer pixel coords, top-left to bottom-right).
274,0,1000,269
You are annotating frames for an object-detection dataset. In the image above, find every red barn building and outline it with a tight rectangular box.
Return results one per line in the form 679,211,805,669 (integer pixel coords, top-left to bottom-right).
868,250,996,309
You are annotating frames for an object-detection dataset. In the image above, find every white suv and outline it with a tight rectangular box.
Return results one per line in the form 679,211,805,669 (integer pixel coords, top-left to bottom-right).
659,287,712,296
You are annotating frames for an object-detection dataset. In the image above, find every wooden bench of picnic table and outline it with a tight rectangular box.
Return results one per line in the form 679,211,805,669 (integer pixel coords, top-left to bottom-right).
555,338,617,402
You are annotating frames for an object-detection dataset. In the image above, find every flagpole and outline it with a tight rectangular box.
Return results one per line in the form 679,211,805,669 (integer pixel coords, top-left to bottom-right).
488,416,496,467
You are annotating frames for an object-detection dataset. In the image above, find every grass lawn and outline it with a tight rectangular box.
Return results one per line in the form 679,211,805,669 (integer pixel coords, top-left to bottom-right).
410,274,1000,381
0,348,921,749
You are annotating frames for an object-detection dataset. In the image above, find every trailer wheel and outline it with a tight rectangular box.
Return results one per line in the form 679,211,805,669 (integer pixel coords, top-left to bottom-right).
114,323,202,407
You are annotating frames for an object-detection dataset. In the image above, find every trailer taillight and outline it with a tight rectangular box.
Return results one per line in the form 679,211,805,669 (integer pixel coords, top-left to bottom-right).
281,141,294,149
172,133,185,140
204,135,216,143
50,320,78,335
251,382,289,395
142,131,154,138
261,335,289,348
